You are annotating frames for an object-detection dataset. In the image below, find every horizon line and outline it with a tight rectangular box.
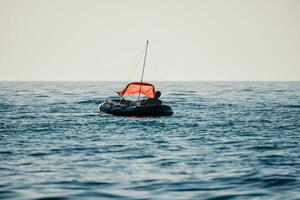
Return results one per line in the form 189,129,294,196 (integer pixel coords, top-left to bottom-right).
0,80,299,82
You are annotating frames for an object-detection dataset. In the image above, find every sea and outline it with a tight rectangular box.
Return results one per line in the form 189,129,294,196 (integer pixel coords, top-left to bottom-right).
0,81,299,200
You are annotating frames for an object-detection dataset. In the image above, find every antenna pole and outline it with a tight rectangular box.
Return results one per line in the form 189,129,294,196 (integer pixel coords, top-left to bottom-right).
138,40,149,101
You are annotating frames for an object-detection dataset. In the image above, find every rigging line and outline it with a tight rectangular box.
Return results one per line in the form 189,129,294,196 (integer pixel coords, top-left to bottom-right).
125,44,146,82
148,43,166,93
148,43,164,82
148,57,165,93
147,53,159,83
148,50,160,82
126,45,145,82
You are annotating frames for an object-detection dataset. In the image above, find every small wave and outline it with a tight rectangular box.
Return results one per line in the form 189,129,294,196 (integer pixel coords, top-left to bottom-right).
33,197,67,200
0,103,12,110
249,145,281,151
0,190,20,199
283,104,300,108
77,99,101,104
15,89,28,92
66,191,126,199
48,102,67,105
119,154,155,160
34,95,49,98
261,176,297,188
169,92,197,96
258,119,273,123
206,193,268,200
29,152,49,157
241,88,254,92
62,93,76,96
43,180,115,188
0,151,13,155
9,114,39,120
212,172,299,189
274,90,285,92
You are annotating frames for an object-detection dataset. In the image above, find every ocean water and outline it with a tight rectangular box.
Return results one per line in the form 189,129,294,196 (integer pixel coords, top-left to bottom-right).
0,81,299,200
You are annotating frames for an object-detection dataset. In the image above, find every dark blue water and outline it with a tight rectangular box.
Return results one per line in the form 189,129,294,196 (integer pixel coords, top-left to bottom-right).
0,81,299,200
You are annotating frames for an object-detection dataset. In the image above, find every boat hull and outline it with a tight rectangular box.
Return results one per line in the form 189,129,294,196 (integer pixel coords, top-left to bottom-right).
99,101,173,116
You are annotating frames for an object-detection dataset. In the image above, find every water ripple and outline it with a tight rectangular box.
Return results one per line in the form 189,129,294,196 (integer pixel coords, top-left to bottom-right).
0,81,300,199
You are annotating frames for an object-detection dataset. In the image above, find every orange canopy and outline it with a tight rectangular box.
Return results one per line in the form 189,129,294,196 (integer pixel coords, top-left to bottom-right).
116,82,155,98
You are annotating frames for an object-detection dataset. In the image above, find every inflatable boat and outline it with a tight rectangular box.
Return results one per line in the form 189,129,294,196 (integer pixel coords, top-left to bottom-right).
99,98,173,116
98,41,173,116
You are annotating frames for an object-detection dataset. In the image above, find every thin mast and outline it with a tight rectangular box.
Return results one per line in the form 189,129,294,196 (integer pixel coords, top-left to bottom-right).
138,40,149,100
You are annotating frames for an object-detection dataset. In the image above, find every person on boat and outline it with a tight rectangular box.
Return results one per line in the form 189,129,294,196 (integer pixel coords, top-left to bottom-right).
141,91,162,106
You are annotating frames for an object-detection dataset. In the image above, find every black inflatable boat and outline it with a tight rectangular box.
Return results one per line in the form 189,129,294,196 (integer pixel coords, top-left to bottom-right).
98,41,173,116
99,99,173,116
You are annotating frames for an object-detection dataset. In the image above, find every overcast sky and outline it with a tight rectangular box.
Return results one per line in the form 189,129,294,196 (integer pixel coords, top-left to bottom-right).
0,0,299,81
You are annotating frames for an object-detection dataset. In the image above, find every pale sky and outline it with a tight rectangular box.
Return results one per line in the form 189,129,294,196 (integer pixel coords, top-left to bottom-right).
0,0,299,81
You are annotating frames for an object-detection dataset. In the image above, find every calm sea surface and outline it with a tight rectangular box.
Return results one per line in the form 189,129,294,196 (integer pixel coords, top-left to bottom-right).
0,81,299,200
